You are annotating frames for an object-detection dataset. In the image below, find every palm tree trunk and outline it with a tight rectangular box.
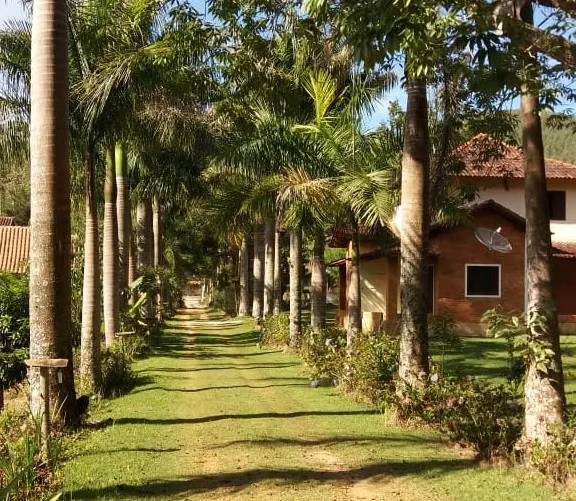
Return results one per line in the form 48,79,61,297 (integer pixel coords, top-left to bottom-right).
127,207,137,302
311,227,327,330
103,145,120,347
289,227,302,347
238,234,250,316
398,74,430,386
153,198,162,321
520,3,565,442
29,0,79,425
263,219,275,318
136,200,154,270
273,229,282,315
252,224,264,320
347,222,361,345
115,143,129,307
153,197,162,267
80,143,101,388
136,199,155,321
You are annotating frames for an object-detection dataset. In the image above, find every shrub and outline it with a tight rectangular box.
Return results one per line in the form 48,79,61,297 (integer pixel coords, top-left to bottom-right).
527,426,576,483
344,332,399,404
0,273,30,403
428,311,462,372
299,326,346,381
391,377,523,458
99,344,135,397
262,313,290,348
212,285,237,317
0,409,64,500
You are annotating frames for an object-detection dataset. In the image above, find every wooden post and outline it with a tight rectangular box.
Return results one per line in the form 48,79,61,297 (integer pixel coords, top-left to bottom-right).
25,358,68,452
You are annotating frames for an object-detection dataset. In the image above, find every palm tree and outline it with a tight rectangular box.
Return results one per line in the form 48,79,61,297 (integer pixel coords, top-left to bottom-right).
29,0,79,425
273,227,282,315
252,223,265,320
116,143,130,300
263,219,275,317
103,145,120,346
289,227,303,346
238,233,251,316
310,227,327,329
397,74,431,386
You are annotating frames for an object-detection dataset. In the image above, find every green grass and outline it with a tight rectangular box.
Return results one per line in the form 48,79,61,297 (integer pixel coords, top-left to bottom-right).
61,307,574,501
431,336,576,407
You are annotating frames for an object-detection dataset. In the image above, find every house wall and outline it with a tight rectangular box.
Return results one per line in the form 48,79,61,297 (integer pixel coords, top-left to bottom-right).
471,177,576,242
359,258,387,331
433,208,526,334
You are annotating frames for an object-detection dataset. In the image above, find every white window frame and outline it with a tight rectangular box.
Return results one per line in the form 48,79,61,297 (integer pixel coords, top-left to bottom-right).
465,264,501,298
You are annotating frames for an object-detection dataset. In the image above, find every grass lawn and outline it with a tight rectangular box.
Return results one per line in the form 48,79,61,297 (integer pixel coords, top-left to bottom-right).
61,302,574,501
431,336,576,407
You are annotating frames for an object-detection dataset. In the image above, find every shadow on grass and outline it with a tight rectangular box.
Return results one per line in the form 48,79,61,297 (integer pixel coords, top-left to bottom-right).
78,447,181,458
211,434,445,449
127,382,306,394
68,458,478,499
144,363,299,373
114,409,375,426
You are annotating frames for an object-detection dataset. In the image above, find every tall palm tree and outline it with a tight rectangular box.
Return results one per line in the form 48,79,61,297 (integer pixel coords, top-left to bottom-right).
397,74,430,386
289,226,303,346
29,0,79,424
103,145,120,346
252,223,265,320
238,233,251,316
310,227,326,329
263,219,275,317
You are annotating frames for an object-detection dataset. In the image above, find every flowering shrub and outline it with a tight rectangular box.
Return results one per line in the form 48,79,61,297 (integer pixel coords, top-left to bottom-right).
299,326,346,380
344,332,399,404
261,313,290,348
391,376,523,458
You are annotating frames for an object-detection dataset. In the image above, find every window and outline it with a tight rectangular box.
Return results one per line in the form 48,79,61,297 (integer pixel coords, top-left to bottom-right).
548,191,566,221
465,264,500,298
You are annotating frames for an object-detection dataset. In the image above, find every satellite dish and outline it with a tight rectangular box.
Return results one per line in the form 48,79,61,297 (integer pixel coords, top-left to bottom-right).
474,227,513,253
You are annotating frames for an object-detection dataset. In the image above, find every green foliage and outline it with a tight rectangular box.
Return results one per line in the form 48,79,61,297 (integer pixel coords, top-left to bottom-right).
0,273,29,389
99,344,135,397
392,378,523,459
428,311,462,374
528,426,576,484
212,285,237,317
261,313,290,348
299,326,346,381
344,332,399,403
0,409,64,501
483,306,557,375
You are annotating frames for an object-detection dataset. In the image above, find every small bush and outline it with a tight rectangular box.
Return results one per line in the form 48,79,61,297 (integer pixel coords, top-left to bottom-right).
262,313,290,348
212,286,237,317
99,344,135,397
527,426,576,483
428,311,462,372
345,332,399,404
0,409,64,500
299,326,346,380
391,377,523,459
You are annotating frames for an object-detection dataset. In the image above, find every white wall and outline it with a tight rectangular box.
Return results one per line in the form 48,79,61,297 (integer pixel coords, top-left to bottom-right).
360,258,387,313
473,178,576,242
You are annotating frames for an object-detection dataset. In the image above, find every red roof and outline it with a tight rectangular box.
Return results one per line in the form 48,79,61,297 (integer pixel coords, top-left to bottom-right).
0,216,15,226
454,134,576,179
0,226,30,273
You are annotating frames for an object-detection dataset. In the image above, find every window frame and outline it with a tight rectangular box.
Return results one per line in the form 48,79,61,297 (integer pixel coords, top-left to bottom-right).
465,264,501,298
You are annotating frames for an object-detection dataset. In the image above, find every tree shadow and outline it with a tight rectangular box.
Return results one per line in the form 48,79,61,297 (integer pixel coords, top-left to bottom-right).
127,382,306,394
77,446,181,458
68,458,479,499
114,409,376,426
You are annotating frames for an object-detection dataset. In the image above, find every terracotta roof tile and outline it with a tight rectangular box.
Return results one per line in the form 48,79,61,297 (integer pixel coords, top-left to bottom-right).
454,133,576,179
0,216,15,226
0,226,30,273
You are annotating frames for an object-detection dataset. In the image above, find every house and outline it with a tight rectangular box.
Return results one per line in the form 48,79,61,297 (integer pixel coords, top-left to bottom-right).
330,136,576,335
0,225,30,273
0,216,15,226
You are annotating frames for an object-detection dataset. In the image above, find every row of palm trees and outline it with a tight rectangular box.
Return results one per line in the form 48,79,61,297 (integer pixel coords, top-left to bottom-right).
1,0,572,445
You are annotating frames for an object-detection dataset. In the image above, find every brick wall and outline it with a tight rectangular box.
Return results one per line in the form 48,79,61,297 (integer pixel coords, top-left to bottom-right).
433,208,525,323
